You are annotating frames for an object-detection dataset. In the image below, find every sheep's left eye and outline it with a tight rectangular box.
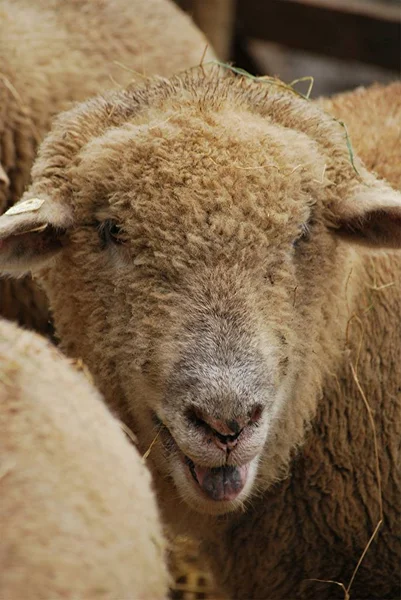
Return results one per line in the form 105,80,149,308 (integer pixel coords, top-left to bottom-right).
98,220,124,247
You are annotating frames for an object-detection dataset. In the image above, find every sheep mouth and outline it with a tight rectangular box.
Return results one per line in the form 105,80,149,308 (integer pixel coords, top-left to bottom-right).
183,455,249,502
153,413,250,502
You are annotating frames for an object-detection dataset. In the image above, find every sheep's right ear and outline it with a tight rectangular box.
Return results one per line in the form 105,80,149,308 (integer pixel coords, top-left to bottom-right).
0,197,73,275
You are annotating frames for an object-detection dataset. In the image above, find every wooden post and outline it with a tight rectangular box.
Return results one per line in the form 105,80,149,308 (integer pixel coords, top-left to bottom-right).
236,0,400,71
191,0,235,60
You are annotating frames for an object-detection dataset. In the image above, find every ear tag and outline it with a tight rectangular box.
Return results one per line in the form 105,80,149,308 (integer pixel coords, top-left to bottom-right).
4,198,44,216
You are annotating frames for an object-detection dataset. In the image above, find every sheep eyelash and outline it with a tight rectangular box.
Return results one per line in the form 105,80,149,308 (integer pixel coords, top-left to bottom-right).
97,219,125,249
293,220,312,247
94,220,132,270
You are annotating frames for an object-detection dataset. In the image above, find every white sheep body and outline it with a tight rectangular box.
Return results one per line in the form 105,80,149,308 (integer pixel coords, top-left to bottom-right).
0,318,168,600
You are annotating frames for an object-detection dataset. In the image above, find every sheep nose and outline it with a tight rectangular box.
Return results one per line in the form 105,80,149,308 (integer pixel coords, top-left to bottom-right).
188,405,263,451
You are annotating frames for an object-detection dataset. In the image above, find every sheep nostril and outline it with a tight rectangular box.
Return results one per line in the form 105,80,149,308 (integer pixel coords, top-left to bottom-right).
214,430,240,451
249,404,263,424
187,405,263,433
186,406,263,451
187,407,240,437
186,407,208,430
226,419,241,435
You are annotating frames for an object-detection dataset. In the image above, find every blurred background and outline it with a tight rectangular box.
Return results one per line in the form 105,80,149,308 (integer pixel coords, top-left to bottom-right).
175,0,400,98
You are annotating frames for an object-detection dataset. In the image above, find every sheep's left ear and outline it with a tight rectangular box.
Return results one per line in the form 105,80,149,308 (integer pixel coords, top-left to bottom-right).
0,197,73,275
331,179,401,249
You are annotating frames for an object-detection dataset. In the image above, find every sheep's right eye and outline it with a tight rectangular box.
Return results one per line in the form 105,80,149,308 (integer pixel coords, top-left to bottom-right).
98,220,124,248
292,220,312,249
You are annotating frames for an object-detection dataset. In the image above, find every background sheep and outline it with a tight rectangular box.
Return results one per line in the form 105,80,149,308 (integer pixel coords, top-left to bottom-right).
0,317,168,600
0,70,399,599
0,0,213,335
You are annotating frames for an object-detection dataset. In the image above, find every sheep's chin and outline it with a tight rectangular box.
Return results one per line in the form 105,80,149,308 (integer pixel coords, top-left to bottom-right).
155,427,259,515
151,415,261,514
166,444,259,515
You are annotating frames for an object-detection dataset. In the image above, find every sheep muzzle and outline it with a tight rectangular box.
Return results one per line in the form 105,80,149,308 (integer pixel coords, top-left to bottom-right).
185,457,249,501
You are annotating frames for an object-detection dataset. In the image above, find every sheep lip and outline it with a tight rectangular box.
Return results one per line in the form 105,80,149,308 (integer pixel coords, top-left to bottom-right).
152,414,250,502
182,454,249,502
184,455,199,483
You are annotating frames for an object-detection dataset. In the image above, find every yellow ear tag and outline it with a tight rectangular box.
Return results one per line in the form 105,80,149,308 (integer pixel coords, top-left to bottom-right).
4,198,44,216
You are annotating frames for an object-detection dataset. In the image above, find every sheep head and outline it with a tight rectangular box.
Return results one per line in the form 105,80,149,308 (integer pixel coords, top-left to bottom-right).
1,69,400,516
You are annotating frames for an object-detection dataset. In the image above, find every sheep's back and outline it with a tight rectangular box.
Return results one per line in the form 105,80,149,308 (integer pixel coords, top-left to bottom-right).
318,82,401,191
0,318,168,600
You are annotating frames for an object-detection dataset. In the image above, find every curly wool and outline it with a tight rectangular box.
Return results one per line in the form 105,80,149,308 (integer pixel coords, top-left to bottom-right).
0,0,213,334
1,71,400,599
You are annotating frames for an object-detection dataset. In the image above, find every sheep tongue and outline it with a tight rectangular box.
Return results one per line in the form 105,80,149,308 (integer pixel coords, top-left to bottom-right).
194,464,248,501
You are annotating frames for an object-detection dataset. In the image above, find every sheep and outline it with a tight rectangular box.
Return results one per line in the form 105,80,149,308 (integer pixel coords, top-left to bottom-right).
0,70,399,599
317,83,401,191
0,0,213,335
0,317,168,600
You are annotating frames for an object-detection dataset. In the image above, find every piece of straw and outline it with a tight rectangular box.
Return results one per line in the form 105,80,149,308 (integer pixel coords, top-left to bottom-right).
142,429,161,461
208,62,358,174
0,73,41,144
289,76,315,99
306,578,350,600
346,363,383,595
120,422,138,446
337,120,359,175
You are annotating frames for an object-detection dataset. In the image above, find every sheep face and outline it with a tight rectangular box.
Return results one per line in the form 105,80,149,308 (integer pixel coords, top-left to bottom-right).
71,102,313,516
1,71,401,516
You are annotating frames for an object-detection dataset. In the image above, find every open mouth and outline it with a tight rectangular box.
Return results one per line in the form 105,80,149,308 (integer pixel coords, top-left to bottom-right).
153,412,252,503
184,455,249,502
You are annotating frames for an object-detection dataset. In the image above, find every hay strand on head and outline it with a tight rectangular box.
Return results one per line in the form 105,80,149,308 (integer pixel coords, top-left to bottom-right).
209,62,358,174
199,44,209,71
337,120,359,175
289,76,314,99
